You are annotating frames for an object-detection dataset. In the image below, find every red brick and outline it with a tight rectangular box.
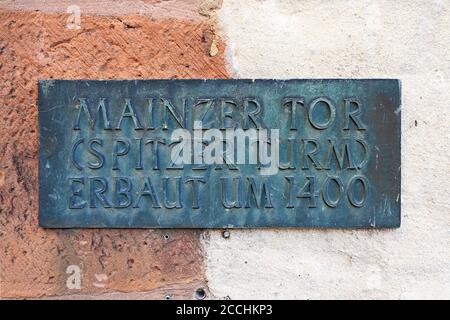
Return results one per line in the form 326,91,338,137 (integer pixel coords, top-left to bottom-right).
0,9,227,298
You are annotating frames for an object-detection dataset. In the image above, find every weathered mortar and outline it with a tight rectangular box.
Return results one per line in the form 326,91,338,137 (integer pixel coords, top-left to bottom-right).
204,0,450,299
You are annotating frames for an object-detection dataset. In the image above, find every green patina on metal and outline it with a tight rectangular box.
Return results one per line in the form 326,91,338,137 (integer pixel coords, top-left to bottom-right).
38,79,401,228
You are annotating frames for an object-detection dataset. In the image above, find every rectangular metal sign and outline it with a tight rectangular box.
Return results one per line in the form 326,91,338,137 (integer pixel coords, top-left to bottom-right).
38,79,400,228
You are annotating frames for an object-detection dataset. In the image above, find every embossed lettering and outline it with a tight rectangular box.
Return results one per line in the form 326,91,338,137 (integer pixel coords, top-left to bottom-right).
116,99,143,130
344,98,366,130
74,98,112,130
69,177,86,209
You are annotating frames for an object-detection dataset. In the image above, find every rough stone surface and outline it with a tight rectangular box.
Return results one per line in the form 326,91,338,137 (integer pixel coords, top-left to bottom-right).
0,6,227,298
36,280,208,300
204,0,450,299
0,0,205,20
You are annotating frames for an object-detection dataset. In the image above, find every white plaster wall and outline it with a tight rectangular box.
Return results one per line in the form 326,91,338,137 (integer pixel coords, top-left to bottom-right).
203,0,450,299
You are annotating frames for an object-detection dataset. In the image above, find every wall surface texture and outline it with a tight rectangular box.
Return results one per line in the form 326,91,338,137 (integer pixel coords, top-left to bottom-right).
1,0,449,299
